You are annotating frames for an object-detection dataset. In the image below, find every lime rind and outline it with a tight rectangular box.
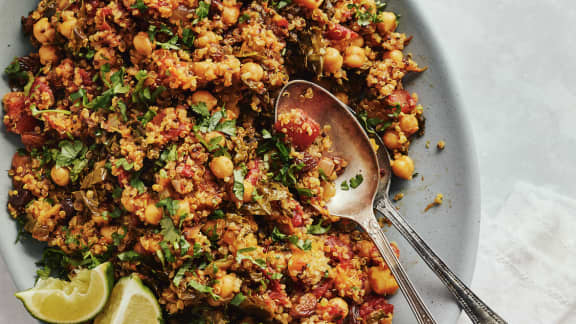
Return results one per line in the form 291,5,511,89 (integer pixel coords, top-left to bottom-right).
94,274,162,324
15,262,114,324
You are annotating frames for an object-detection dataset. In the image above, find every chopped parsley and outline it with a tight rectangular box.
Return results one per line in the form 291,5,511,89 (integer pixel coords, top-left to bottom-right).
349,174,364,188
233,168,246,201
188,280,220,300
173,261,193,286
271,226,287,242
307,220,331,235
288,235,312,251
193,1,210,24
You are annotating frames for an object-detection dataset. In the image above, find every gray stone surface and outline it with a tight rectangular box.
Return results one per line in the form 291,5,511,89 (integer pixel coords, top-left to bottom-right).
1,0,575,322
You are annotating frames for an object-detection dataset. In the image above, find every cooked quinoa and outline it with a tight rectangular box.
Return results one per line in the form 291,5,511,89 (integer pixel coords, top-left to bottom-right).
3,0,426,323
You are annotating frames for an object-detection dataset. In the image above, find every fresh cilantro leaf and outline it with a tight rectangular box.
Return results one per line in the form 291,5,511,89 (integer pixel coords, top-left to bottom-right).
157,198,179,217
237,247,256,254
115,158,134,171
160,144,178,162
193,1,210,24
233,169,245,201
117,251,141,261
55,141,85,167
173,261,192,286
215,119,236,136
271,227,287,242
188,280,220,300
5,58,29,83
182,28,195,48
307,220,331,235
230,293,246,306
159,241,175,263
208,209,225,220
271,272,283,280
130,176,146,194
296,188,315,197
238,14,250,24
349,174,364,188
288,236,312,251
140,109,157,125
70,88,88,107
160,217,180,244
117,100,128,121
190,102,210,117
340,180,350,191
131,0,148,11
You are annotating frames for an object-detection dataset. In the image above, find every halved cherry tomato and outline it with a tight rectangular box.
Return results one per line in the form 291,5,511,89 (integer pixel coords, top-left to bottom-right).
386,89,417,114
274,109,320,149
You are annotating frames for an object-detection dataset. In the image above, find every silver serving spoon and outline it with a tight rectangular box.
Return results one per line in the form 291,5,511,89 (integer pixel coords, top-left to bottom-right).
275,80,507,324
275,80,437,324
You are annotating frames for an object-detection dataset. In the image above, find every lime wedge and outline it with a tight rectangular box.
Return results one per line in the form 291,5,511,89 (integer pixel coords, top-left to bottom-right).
94,274,162,324
15,262,114,324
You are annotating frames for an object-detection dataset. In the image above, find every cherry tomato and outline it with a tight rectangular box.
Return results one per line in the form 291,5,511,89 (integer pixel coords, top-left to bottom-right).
386,89,417,114
274,109,320,149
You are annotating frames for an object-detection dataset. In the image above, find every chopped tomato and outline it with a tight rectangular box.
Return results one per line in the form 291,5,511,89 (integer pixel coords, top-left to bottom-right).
178,163,194,178
292,204,304,227
358,295,394,319
3,92,40,139
386,89,417,114
325,24,359,41
274,109,320,149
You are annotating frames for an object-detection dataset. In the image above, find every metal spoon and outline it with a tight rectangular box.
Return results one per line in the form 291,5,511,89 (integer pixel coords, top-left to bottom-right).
275,80,437,324
275,80,507,324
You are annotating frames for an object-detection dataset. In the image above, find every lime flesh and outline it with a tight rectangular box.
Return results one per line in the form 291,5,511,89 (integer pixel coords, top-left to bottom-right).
15,262,114,324
94,274,162,324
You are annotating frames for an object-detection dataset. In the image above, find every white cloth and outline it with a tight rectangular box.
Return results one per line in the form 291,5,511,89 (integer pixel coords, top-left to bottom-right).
458,182,576,324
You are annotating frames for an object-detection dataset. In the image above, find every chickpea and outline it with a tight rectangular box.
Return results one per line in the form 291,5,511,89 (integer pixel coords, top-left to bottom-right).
323,47,343,73
390,155,415,180
295,0,323,9
385,50,404,65
50,166,70,186
94,48,115,69
382,130,402,150
191,90,218,110
327,297,349,319
343,46,366,68
195,31,219,48
210,156,234,179
58,11,77,39
399,114,419,136
214,273,241,298
193,61,217,81
222,5,240,25
377,12,398,34
351,36,364,47
33,18,56,44
143,203,163,225
133,32,153,56
100,226,119,244
204,131,225,146
243,180,254,202
368,266,399,295
39,45,58,65
240,62,264,82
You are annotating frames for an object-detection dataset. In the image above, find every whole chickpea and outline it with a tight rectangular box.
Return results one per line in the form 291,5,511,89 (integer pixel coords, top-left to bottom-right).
323,47,343,74
51,166,70,186
377,12,398,34
39,45,58,65
384,50,404,65
240,62,264,82
343,46,366,68
327,297,349,319
222,5,240,25
209,156,234,179
33,18,56,44
322,182,336,201
399,114,419,136
382,130,402,150
368,266,399,295
191,90,218,110
133,32,153,56
214,273,241,299
357,240,375,258
295,0,324,9
195,31,219,48
143,203,163,225
390,155,415,180
58,11,78,39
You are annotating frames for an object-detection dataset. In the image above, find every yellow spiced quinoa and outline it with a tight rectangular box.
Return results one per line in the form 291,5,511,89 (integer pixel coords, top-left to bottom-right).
3,0,425,322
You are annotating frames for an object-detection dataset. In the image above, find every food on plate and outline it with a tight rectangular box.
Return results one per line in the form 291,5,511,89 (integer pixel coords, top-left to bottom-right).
3,0,425,322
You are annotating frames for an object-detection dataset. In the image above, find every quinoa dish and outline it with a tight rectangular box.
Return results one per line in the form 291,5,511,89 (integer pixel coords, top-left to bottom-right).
3,0,426,322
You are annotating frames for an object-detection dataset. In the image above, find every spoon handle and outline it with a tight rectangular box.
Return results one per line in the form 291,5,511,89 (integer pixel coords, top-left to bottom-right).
374,198,507,324
361,217,437,324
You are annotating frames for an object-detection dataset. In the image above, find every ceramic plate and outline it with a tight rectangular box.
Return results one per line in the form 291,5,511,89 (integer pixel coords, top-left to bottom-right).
0,0,480,323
